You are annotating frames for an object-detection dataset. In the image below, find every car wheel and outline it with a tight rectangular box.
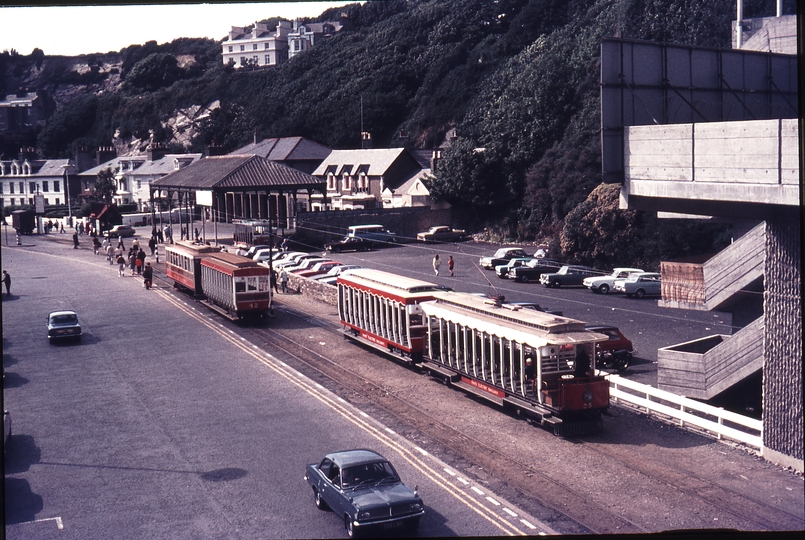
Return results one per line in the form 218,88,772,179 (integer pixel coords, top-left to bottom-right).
552,281,561,288
333,247,341,253
614,354,631,371
519,275,530,283
598,284,610,294
314,489,328,510
635,288,646,299
346,516,358,538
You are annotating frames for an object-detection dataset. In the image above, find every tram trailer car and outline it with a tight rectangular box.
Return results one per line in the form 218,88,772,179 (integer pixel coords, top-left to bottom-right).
200,252,273,321
337,269,610,435
337,269,446,364
419,292,610,435
165,241,220,297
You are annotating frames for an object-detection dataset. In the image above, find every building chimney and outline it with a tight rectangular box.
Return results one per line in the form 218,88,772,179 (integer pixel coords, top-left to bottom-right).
18,146,37,161
361,131,372,149
96,146,117,166
254,130,262,145
205,145,227,157
430,150,442,171
146,143,168,162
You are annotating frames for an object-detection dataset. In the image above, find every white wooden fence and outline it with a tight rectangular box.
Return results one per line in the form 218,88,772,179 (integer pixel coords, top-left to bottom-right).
607,374,763,451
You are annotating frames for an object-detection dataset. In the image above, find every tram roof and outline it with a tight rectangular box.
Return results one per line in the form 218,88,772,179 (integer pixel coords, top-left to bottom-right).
165,241,219,255
339,268,444,295
421,292,609,346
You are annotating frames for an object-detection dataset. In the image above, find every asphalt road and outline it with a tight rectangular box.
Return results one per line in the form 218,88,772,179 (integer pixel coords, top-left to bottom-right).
2,236,551,539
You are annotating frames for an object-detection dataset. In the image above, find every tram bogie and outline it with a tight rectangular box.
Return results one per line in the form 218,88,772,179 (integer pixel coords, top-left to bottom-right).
337,269,611,435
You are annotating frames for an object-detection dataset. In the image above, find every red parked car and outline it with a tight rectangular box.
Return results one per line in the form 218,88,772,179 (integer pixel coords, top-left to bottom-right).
585,324,634,371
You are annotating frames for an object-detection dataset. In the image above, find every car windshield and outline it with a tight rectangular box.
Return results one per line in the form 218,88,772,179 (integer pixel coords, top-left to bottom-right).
341,461,398,488
51,314,77,325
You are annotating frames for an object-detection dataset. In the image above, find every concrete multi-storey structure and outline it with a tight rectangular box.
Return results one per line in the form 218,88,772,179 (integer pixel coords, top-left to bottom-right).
602,5,800,471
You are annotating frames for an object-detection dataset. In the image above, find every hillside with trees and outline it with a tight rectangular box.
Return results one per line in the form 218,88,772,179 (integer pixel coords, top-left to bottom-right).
0,0,793,268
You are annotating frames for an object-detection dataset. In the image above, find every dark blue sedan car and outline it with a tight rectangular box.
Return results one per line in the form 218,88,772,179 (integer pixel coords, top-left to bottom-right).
305,449,424,537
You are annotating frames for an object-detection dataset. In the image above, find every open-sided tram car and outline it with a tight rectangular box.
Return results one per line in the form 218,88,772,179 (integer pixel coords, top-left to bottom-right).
337,269,445,363
164,241,219,297
337,269,610,435
200,252,273,320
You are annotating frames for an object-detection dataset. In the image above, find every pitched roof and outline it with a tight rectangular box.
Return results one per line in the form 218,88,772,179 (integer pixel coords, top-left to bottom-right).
229,136,331,161
151,155,324,190
312,148,408,176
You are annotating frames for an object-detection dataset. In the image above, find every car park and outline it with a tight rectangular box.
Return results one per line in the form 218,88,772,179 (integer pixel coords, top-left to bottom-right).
325,236,374,253
273,253,319,269
507,258,563,283
416,226,468,242
237,244,272,258
102,224,136,238
254,249,304,264
295,261,343,278
494,257,534,279
539,265,598,288
286,257,330,273
312,264,362,281
47,310,83,343
585,324,635,371
304,449,424,537
614,272,662,298
479,247,530,269
582,267,644,294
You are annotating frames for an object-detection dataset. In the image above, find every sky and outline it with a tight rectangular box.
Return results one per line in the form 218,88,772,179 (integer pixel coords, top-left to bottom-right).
0,2,356,57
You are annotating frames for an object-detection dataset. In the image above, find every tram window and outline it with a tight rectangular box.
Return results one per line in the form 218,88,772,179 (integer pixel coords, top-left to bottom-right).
247,277,257,291
235,278,246,293
259,276,269,291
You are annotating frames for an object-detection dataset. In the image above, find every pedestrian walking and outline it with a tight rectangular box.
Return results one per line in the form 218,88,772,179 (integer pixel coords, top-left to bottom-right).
117,235,125,250
72,230,79,249
281,237,289,252
92,236,101,255
432,254,441,276
116,254,126,276
59,222,65,233
1,270,10,296
148,236,157,256
448,256,455,277
279,268,288,293
136,248,146,275
271,269,279,294
106,244,114,264
129,250,137,276
142,263,153,289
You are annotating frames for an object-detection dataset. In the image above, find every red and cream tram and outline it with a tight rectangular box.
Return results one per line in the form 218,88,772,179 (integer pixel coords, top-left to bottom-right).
165,241,219,297
200,252,273,320
337,269,445,363
337,269,610,434
419,292,610,434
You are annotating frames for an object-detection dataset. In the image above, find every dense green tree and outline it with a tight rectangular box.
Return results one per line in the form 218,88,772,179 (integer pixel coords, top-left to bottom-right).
92,168,116,203
124,53,182,92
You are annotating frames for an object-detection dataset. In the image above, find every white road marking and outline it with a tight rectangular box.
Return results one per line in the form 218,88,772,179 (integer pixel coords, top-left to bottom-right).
471,486,485,495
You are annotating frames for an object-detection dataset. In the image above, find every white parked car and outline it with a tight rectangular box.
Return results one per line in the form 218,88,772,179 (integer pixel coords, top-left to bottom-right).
613,272,662,298
582,268,644,294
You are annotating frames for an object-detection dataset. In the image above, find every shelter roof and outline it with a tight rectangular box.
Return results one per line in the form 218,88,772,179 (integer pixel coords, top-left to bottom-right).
151,155,324,191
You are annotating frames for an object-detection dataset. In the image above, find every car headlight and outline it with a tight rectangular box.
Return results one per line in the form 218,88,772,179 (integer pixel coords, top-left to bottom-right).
411,502,422,512
358,511,371,520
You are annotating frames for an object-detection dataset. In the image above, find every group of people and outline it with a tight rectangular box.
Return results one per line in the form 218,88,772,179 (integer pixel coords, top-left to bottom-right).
432,254,455,277
105,237,152,288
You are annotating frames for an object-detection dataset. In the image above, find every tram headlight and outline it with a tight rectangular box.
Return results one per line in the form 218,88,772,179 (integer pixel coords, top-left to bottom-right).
583,390,593,403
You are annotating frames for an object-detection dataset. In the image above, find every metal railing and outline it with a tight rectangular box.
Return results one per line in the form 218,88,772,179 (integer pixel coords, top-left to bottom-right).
607,374,762,451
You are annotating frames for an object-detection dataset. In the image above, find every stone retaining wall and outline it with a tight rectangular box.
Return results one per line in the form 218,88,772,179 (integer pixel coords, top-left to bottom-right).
284,272,337,306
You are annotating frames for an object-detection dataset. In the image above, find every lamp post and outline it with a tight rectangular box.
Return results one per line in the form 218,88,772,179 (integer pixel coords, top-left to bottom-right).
61,163,72,228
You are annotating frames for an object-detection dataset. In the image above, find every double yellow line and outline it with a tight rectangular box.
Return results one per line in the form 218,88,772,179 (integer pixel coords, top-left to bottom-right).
157,289,528,536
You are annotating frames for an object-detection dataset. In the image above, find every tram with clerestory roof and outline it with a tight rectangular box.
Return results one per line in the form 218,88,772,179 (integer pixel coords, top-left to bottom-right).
337,269,610,434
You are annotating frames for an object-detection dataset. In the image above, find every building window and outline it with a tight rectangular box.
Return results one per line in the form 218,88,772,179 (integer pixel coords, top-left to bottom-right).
136,179,142,189
30,182,36,193
0,183,3,194
19,182,24,193
240,45,245,52
265,55,271,65
9,183,14,194
54,198,60,205
253,44,258,50
240,57,247,65
342,175,351,191
228,45,233,52
253,55,258,65
43,181,49,192
327,174,336,191
265,43,270,49
54,181,59,192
